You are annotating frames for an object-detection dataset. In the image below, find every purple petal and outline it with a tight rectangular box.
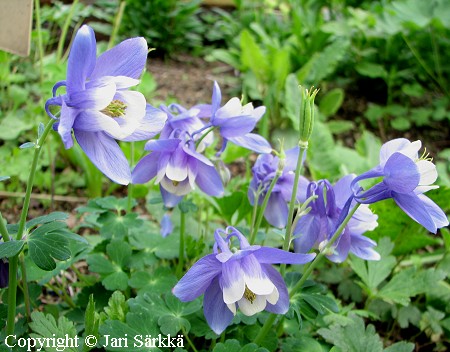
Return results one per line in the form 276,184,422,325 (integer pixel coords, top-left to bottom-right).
173,254,222,301
74,130,131,185
45,95,63,119
90,37,147,80
253,247,316,264
327,230,351,263
67,25,96,94
333,174,356,208
192,104,212,118
284,147,300,172
166,147,188,182
355,182,392,204
211,81,222,115
195,163,224,197
221,260,245,304
379,138,411,166
293,214,320,253
349,234,380,261
228,133,272,154
160,213,173,238
264,192,288,228
384,152,420,193
131,152,160,184
121,105,167,142
68,81,116,109
203,277,234,335
73,110,124,138
393,192,437,233
219,116,257,138
160,186,183,208
145,139,180,152
417,194,449,229
263,265,289,314
182,144,214,167
58,100,77,149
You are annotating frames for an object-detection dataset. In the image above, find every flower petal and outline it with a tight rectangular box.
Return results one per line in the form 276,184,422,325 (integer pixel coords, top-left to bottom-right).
203,277,234,335
67,25,96,94
349,234,380,261
145,138,180,152
417,194,449,229
237,294,267,316
384,152,420,193
172,254,222,301
293,214,320,253
228,133,272,154
393,192,437,233
58,100,77,149
211,81,222,115
68,81,116,110
263,192,288,228
222,260,245,304
379,138,412,166
74,130,131,185
195,163,224,197
219,116,257,138
253,247,316,264
121,105,167,142
416,160,438,186
131,152,160,184
160,186,184,208
263,265,289,314
90,37,147,80
241,255,274,295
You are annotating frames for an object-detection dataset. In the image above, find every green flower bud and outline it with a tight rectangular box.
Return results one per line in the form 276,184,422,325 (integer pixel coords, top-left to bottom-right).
299,86,319,146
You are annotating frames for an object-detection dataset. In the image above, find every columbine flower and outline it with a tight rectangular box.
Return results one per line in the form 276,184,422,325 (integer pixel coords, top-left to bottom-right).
248,147,309,228
131,130,223,207
351,138,449,233
173,226,315,334
293,175,379,263
45,25,166,184
160,213,173,238
200,81,272,154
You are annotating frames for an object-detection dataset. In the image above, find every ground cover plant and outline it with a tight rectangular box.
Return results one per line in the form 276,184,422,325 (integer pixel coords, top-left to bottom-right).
0,1,450,351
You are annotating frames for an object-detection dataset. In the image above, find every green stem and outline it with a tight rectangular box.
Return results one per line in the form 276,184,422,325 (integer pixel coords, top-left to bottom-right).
280,145,307,276
34,0,44,84
0,212,11,242
6,120,54,335
108,0,127,49
56,0,79,63
250,172,281,244
19,254,31,322
195,126,215,150
176,211,186,278
254,203,361,345
182,328,198,352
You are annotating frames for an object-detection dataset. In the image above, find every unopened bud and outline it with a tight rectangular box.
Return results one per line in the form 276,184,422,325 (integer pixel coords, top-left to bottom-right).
215,160,231,186
299,86,319,144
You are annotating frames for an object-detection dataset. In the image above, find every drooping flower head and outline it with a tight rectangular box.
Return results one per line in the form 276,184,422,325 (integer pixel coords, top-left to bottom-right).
294,175,379,263
173,226,315,334
351,138,448,233
248,147,309,228
132,130,223,207
45,25,166,184
197,81,272,155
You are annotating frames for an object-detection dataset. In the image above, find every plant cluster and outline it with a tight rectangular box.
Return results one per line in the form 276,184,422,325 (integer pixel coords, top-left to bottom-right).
0,23,449,352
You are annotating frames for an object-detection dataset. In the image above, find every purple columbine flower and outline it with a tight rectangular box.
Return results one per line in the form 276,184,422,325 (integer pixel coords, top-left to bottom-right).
248,147,309,228
198,81,271,155
45,25,166,184
294,175,379,263
160,213,173,238
351,138,449,233
131,130,224,207
173,226,315,334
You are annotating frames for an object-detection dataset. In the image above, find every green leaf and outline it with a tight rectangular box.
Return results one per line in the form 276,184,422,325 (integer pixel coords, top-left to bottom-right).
0,176,10,182
0,240,25,258
327,120,354,134
384,341,415,352
319,88,345,118
29,312,77,352
284,74,300,130
349,237,396,292
19,142,36,149
128,268,177,294
391,117,411,131
213,339,269,352
28,232,71,271
240,29,269,83
107,240,132,268
99,212,142,239
83,295,100,352
104,291,128,322
318,314,383,352
378,267,446,306
26,212,69,229
355,62,388,79
281,336,323,352
129,231,179,259
103,271,129,291
395,305,421,328
87,254,115,274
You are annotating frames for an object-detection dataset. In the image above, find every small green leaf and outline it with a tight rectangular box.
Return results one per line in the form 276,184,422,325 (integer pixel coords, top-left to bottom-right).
384,341,415,352
103,271,129,291
319,88,345,118
26,212,69,229
355,62,388,79
0,176,9,182
38,122,45,138
28,232,71,271
83,295,100,352
19,142,36,149
106,240,132,268
104,291,128,322
0,240,25,258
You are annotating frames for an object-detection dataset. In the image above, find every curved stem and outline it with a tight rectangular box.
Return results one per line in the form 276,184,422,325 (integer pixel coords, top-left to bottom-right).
254,203,361,345
280,145,307,276
176,210,186,278
6,120,54,335
249,172,281,244
56,0,79,63
182,328,198,352
108,0,126,49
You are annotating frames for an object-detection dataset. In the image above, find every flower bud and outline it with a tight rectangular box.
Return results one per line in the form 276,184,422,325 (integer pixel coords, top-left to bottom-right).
299,86,319,145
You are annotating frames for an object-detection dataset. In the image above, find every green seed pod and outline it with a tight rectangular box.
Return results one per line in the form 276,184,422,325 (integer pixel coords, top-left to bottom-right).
299,86,319,146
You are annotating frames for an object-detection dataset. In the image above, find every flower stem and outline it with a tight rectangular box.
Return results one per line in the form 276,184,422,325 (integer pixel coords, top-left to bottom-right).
280,144,307,276
176,210,186,278
108,0,126,49
182,328,198,352
34,0,44,84
254,203,360,346
56,0,79,63
19,254,31,322
6,120,54,335
0,212,11,242
250,172,281,244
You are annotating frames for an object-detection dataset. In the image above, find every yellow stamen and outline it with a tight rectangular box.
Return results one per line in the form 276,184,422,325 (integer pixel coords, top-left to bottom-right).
172,180,179,186
244,285,256,304
101,99,127,117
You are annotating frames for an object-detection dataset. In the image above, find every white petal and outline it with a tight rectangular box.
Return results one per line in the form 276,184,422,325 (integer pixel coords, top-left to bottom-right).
238,295,267,316
414,185,439,194
265,286,279,305
227,303,237,315
160,177,192,196
244,274,275,296
223,276,245,305
416,160,438,186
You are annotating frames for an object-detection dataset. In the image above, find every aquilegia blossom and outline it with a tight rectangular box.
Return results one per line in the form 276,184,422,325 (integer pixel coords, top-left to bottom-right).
198,81,272,154
132,130,223,207
248,147,309,228
173,226,315,334
294,175,379,263
351,138,448,233
45,25,166,184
